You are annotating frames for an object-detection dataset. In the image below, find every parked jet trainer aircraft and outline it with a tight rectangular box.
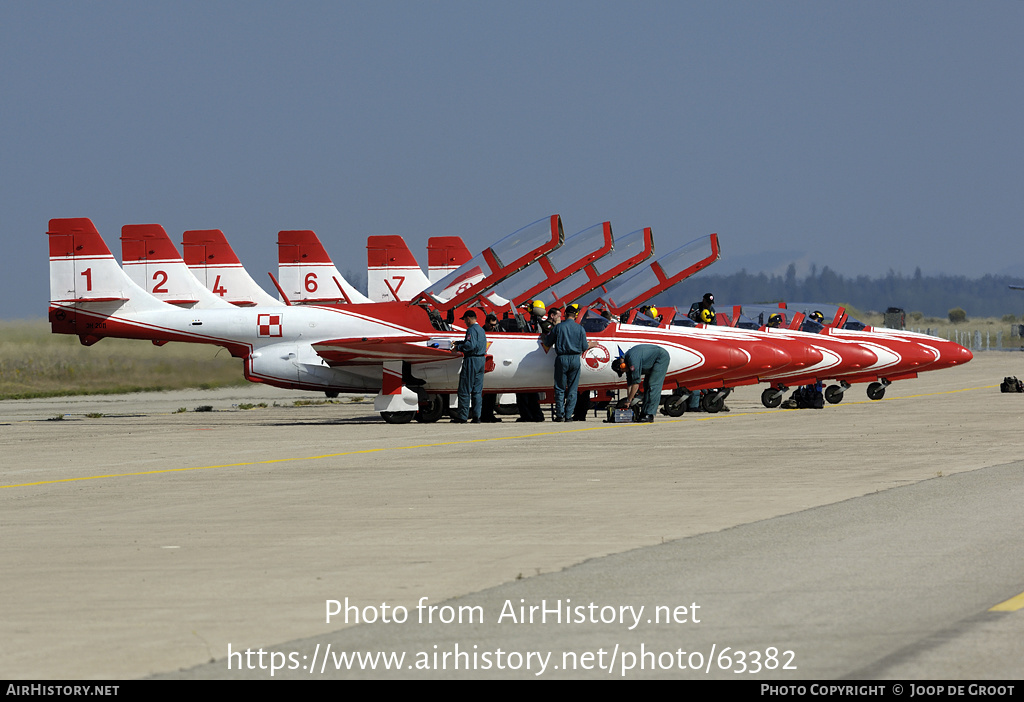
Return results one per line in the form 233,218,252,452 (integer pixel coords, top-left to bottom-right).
50,216,771,423
266,223,827,415
429,231,973,414
717,303,974,405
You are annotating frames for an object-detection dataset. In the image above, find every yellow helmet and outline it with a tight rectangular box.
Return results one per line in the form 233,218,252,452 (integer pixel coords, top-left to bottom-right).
768,313,782,328
532,300,546,311
648,306,658,318
700,308,714,324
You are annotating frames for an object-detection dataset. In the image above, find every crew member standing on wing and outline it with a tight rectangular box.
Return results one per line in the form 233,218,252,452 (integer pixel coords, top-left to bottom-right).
550,304,590,422
453,310,486,423
612,344,670,423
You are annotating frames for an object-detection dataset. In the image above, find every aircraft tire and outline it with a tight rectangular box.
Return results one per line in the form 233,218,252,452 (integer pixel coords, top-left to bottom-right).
866,382,886,401
325,390,340,399
824,385,844,404
662,398,686,417
701,392,724,413
761,388,782,409
495,403,519,416
381,411,416,424
415,394,445,423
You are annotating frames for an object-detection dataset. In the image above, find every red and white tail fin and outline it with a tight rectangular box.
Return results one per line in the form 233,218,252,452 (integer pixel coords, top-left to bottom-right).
366,235,431,302
277,230,371,304
182,229,283,307
427,236,472,283
121,224,234,309
48,218,169,337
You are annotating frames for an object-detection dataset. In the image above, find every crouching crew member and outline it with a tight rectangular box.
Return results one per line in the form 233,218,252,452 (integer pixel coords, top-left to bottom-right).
453,310,486,423
612,344,670,423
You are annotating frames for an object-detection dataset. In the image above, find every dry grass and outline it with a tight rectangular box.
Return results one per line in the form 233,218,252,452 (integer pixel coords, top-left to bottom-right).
844,306,1022,349
0,320,246,399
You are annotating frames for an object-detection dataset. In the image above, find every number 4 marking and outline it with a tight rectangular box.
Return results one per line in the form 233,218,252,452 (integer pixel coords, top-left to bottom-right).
212,275,228,296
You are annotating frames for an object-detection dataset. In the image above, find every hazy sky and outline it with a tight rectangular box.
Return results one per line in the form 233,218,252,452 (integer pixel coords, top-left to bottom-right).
4,1,1022,319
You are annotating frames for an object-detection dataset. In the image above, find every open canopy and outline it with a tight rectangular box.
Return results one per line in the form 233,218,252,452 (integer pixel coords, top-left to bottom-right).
589,233,720,314
413,215,563,311
541,226,656,308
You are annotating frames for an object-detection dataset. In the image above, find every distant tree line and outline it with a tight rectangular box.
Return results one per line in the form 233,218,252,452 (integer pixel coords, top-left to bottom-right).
665,265,1024,320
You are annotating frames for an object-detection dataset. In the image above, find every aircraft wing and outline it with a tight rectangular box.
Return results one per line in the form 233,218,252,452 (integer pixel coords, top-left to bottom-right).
311,335,458,365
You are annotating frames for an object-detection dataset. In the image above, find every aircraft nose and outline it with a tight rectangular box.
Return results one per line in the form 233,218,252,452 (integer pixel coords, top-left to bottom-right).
927,340,974,370
694,342,750,375
779,340,824,373
841,343,878,371
951,343,974,365
742,342,791,377
900,342,939,369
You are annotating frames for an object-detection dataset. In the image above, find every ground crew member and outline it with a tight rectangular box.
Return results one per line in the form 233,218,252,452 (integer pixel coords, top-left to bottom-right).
550,304,589,422
611,344,670,423
516,301,549,422
453,310,486,423
480,313,501,422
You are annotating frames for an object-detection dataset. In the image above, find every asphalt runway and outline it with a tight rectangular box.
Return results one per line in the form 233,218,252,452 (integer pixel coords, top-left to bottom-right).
1,351,1022,680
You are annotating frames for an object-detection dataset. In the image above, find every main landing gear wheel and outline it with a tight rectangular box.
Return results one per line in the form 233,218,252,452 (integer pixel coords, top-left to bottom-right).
415,394,445,423
702,392,725,413
761,388,783,409
824,385,844,404
380,411,415,424
662,398,686,417
866,382,886,401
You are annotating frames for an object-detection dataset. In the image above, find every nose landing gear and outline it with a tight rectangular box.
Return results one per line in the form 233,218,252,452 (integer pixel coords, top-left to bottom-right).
866,379,890,401
761,385,787,409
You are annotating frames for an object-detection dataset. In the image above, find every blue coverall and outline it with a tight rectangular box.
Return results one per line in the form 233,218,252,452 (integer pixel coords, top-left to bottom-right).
551,319,588,420
456,323,487,421
623,344,670,419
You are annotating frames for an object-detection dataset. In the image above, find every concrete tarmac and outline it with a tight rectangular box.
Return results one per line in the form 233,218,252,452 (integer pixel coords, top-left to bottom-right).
1,351,1022,679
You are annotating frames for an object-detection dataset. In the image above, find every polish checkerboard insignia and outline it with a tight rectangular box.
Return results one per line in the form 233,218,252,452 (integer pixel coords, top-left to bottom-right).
257,314,283,337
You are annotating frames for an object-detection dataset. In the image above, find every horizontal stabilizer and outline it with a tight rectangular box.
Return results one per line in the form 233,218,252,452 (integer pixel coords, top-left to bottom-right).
312,335,457,365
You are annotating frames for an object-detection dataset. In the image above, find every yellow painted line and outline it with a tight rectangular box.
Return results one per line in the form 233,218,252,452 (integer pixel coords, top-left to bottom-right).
0,381,997,489
990,591,1024,612
0,429,619,489
888,384,998,400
